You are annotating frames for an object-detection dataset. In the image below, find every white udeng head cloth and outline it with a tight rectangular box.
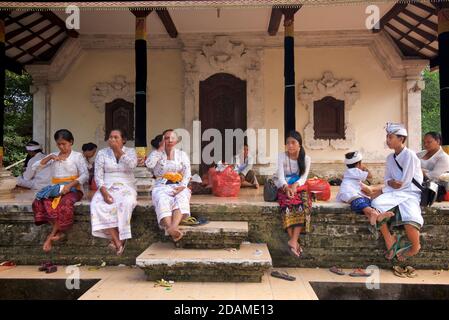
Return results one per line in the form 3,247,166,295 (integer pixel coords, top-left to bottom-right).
345,151,363,165
386,122,408,137
25,144,42,151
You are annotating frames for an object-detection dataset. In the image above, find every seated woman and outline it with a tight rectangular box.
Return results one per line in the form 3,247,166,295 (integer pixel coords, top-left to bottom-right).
146,129,191,242
273,130,312,258
365,123,423,262
82,142,98,189
234,142,259,189
32,129,88,252
16,141,51,190
147,134,164,178
417,131,449,182
90,129,137,256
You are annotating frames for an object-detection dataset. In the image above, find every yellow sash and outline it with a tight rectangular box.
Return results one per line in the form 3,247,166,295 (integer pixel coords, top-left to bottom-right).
51,176,80,209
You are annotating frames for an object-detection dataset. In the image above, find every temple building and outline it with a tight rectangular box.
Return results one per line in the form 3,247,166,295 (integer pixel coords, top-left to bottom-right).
1,0,447,179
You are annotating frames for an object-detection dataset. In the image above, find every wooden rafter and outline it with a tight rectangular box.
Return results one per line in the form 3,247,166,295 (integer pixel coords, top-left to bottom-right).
6,19,55,49
156,8,178,38
402,8,437,31
12,28,65,61
268,7,283,36
40,10,78,38
386,22,438,54
5,15,47,41
5,11,34,26
393,15,436,43
411,1,437,15
373,2,408,32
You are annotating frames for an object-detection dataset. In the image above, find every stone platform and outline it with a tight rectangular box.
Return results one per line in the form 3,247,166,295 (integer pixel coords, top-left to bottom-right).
1,188,449,269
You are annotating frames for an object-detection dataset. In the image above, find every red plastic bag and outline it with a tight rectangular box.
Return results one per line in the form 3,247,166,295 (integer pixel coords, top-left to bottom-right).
306,178,331,201
444,191,449,202
212,166,241,197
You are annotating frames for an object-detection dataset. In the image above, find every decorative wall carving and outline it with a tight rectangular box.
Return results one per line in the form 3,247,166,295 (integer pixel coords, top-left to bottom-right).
91,75,134,113
299,72,360,150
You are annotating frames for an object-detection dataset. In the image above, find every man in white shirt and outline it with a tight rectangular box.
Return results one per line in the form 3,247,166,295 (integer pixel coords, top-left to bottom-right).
16,141,51,190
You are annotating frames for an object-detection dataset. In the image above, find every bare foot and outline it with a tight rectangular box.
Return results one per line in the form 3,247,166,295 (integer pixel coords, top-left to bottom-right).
288,240,301,256
254,183,260,189
397,245,420,262
369,211,379,226
384,236,398,260
167,227,183,242
377,211,394,222
50,232,65,242
43,238,53,252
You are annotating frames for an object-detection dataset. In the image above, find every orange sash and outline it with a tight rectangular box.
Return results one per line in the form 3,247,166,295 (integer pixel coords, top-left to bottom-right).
51,176,80,209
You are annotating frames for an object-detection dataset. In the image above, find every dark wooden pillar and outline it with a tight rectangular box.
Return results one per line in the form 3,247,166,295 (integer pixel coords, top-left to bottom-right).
0,12,7,167
131,9,151,160
283,9,296,139
438,6,449,154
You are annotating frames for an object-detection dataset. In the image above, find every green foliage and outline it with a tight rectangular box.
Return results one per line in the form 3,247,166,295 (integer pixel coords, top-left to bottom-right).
421,68,441,136
3,70,33,176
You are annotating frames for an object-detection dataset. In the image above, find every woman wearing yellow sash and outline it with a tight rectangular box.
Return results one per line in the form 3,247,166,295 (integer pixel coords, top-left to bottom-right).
32,129,88,252
146,129,191,242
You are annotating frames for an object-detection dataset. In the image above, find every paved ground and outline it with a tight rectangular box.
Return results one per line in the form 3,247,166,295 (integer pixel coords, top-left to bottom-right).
1,266,449,300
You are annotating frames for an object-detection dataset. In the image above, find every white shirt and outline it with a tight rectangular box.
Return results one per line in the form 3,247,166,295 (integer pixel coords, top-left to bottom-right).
382,147,423,194
336,168,369,203
233,152,254,176
273,152,311,189
145,148,191,187
32,150,89,185
94,146,137,189
19,152,51,190
417,147,449,181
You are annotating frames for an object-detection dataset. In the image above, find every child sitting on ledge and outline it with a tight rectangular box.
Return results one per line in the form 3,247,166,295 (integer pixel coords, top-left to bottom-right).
336,151,394,226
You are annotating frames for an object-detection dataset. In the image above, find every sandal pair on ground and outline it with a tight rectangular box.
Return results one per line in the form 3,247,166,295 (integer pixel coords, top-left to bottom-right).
392,265,418,278
329,266,373,277
38,262,57,273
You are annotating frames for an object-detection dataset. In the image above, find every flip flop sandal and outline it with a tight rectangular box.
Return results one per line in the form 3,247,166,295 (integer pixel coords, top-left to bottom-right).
0,261,16,267
38,262,53,272
329,266,346,276
385,235,402,261
392,265,408,278
181,217,200,226
271,270,296,281
396,243,413,262
45,265,58,274
405,266,418,278
349,268,372,277
154,279,172,288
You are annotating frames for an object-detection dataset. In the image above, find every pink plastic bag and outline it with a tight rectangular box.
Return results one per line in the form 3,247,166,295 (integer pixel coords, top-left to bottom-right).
212,166,241,197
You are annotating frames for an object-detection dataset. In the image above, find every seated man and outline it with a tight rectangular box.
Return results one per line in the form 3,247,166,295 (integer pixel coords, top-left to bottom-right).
16,141,51,190
234,143,259,189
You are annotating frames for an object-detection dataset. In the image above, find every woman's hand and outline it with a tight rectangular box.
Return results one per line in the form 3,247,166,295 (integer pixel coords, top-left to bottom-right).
101,187,114,204
60,185,71,195
172,186,186,196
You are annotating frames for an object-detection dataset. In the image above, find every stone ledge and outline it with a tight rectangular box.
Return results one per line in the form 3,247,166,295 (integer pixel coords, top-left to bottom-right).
1,200,449,269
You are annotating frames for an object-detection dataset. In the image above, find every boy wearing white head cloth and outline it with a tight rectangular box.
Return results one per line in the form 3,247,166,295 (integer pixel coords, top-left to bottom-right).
362,123,424,262
16,141,51,190
336,151,394,226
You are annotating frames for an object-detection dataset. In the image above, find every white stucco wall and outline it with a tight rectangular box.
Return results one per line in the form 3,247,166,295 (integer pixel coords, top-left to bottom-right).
47,44,406,164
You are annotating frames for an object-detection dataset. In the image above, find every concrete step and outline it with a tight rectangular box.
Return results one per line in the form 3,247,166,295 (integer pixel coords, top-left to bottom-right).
136,242,272,282
174,221,248,249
